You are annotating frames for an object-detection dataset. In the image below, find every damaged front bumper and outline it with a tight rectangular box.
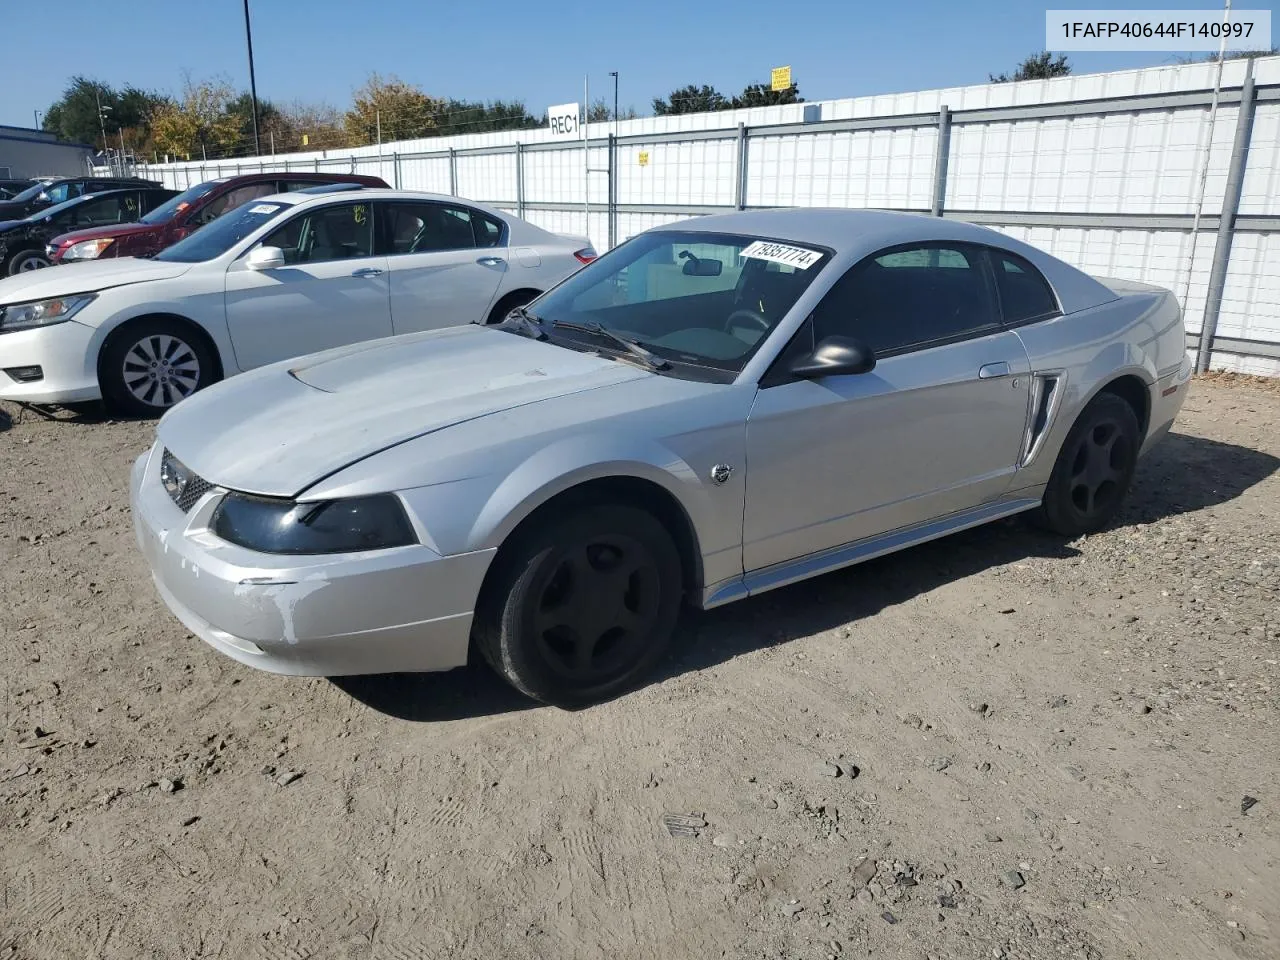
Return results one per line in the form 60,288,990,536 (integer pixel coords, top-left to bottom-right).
129,444,494,676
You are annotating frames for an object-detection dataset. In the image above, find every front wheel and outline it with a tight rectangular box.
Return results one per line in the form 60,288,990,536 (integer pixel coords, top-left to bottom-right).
1036,391,1141,536
7,250,50,275
99,320,217,417
474,504,683,706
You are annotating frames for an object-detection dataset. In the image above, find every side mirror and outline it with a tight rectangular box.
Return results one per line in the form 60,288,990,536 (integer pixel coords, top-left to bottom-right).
246,245,286,271
789,335,876,378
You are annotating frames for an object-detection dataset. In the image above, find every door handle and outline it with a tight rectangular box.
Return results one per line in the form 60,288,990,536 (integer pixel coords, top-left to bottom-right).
351,267,383,278
476,256,505,266
978,361,1011,379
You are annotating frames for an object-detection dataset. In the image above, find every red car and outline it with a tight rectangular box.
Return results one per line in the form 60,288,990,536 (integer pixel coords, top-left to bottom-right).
47,171,389,264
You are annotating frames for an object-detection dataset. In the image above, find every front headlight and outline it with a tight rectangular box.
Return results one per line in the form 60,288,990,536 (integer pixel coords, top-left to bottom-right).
63,237,114,260
210,493,417,555
0,294,96,334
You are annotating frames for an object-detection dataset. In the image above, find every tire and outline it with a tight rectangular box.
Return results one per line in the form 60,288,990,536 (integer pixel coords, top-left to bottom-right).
1036,391,1141,537
7,249,50,275
98,319,218,417
475,504,683,707
485,289,539,325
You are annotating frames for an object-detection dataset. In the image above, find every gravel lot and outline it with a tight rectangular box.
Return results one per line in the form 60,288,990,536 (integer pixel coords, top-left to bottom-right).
2,376,1277,960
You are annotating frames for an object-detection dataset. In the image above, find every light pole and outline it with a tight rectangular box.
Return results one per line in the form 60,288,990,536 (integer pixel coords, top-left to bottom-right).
33,110,41,130
243,0,261,156
609,71,618,128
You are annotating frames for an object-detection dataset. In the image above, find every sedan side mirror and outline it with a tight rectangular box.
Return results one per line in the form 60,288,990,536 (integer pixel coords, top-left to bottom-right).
789,335,876,378
246,245,286,271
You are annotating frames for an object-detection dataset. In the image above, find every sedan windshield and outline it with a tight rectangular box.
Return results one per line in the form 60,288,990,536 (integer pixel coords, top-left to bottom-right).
8,181,50,204
523,230,830,375
154,200,293,263
141,181,218,225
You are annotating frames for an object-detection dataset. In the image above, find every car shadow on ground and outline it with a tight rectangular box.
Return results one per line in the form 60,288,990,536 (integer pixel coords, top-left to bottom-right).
333,430,1278,722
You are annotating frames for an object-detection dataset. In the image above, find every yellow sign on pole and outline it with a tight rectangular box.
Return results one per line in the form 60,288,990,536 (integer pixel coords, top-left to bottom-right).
302,134,309,146
771,65,792,92
638,151,650,167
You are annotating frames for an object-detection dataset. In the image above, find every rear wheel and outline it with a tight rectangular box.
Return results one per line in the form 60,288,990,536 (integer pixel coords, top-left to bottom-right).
99,319,218,417
474,504,683,706
485,289,540,325
6,249,49,275
1036,391,1140,536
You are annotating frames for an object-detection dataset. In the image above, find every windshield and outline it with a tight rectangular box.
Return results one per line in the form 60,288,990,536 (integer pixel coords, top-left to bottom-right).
9,181,51,204
523,230,830,375
141,181,218,225
154,200,293,263
22,193,98,223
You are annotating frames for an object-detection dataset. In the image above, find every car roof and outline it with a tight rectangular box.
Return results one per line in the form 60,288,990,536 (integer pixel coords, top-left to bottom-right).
257,187,506,215
663,207,1116,315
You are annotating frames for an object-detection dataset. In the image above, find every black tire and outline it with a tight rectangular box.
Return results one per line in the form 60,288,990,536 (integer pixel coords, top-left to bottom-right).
6,249,50,275
99,319,218,417
474,504,683,707
1036,391,1141,537
485,289,540,325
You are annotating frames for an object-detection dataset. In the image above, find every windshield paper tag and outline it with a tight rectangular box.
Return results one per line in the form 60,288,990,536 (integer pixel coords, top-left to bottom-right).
248,204,281,215
740,240,823,270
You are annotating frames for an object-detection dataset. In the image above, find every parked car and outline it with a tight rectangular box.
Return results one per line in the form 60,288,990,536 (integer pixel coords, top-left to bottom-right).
47,171,390,264
0,187,178,274
0,186,595,412
0,176,159,221
128,208,1191,705
0,179,39,200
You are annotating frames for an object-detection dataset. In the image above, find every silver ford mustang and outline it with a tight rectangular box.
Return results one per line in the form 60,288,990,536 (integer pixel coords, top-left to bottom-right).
130,209,1191,705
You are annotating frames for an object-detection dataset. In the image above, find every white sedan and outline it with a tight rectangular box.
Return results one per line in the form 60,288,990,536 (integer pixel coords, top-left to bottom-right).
0,186,595,414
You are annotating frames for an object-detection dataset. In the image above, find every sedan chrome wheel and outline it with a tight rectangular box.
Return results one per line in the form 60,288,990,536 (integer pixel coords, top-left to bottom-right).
123,334,202,408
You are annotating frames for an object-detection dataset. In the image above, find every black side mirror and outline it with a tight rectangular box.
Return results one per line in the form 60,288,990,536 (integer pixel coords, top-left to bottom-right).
790,335,876,378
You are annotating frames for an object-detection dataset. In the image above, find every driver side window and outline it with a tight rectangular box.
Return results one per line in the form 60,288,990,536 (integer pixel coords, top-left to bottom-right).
262,202,374,264
811,243,998,356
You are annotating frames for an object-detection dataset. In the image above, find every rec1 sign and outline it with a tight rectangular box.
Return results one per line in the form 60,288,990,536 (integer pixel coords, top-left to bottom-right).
547,103,581,140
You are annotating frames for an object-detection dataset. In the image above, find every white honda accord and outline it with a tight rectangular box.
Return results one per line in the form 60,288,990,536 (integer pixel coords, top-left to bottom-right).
0,185,594,414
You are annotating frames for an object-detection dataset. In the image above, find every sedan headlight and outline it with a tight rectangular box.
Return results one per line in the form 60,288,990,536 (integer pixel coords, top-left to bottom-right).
210,493,417,555
63,237,114,260
0,294,96,334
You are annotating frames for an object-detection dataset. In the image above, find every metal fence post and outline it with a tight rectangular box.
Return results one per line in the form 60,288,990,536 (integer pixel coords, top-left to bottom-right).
449,148,458,196
314,158,320,172
516,142,525,219
1196,66,1257,373
607,134,617,250
393,153,401,189
931,105,952,217
734,123,748,210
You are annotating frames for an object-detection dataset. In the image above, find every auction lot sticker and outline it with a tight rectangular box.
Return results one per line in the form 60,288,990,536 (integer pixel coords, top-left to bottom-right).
740,240,823,270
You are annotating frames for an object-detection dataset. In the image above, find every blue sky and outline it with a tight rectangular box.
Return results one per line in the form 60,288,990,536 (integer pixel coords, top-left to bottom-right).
3,0,1277,131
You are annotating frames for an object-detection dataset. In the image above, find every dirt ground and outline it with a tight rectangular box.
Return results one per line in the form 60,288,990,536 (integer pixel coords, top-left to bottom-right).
1,377,1277,960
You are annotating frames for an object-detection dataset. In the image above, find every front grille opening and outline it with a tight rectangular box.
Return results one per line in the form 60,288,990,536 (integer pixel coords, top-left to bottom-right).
161,448,215,512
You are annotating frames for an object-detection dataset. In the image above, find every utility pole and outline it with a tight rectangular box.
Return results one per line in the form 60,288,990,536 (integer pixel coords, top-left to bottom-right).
33,109,41,130
609,71,618,128
243,0,261,156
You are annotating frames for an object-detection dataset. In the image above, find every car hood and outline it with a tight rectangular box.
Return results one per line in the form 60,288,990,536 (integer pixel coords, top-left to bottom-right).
158,325,650,498
0,255,192,302
53,221,159,247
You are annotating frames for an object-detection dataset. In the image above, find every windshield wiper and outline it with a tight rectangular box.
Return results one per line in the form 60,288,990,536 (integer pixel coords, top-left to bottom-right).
500,305,547,340
551,320,669,371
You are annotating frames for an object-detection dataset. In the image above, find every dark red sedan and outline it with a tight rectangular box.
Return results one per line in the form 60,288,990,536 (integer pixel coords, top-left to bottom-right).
47,171,389,264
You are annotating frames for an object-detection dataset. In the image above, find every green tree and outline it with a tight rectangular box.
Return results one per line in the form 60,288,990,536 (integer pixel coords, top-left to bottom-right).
345,73,444,145
732,83,804,108
432,99,540,137
42,77,167,148
279,101,346,151
652,84,730,115
990,52,1072,83
1176,46,1279,63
